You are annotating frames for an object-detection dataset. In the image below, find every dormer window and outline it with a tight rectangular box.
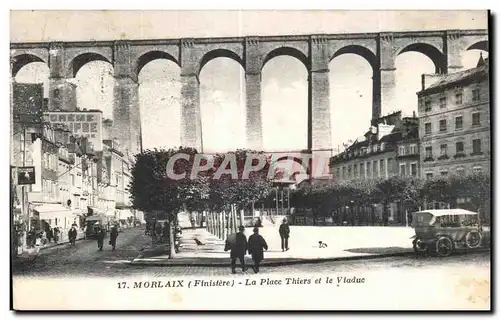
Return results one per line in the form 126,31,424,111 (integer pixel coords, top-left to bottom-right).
380,143,385,151
373,144,378,152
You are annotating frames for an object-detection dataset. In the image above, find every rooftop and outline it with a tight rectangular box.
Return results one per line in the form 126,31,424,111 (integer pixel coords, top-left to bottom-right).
418,59,489,95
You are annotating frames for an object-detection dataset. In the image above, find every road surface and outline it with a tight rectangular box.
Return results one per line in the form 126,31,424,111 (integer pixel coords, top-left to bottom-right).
13,227,490,278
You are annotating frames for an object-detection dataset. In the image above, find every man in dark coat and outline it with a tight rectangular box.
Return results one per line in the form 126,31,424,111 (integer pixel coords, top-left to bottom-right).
109,225,119,251
224,226,247,274
96,225,105,251
68,226,77,246
247,227,268,273
279,218,290,252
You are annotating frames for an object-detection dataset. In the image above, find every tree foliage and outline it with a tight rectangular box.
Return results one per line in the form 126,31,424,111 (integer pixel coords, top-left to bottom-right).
129,148,274,215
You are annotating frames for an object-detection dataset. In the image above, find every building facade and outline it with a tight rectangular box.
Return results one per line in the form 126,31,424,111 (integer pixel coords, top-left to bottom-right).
11,82,143,253
329,111,420,224
418,57,490,179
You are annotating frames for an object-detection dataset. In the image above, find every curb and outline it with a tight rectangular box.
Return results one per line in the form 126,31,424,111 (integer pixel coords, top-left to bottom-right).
130,250,416,267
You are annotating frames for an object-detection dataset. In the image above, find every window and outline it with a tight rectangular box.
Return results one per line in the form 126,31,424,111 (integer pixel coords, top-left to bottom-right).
373,144,378,152
439,97,447,108
426,173,433,180
425,146,433,159
380,143,385,151
353,164,358,177
425,122,432,135
398,146,406,156
439,119,447,132
440,144,448,156
387,158,393,174
472,112,480,126
410,144,418,154
472,89,480,101
348,166,352,178
379,159,385,175
399,164,407,176
472,139,481,154
456,141,464,153
373,161,378,177
359,163,364,178
455,93,463,105
366,162,371,176
410,163,418,176
455,116,463,130
424,100,432,112
336,168,340,178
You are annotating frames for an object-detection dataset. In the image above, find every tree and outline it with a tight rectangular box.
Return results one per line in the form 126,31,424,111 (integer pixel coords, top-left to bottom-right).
128,146,208,258
373,176,408,226
449,172,491,221
421,178,453,208
208,149,273,212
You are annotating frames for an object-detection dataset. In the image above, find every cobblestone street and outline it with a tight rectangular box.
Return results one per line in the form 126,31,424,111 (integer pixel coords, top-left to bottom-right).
13,227,152,278
13,225,490,279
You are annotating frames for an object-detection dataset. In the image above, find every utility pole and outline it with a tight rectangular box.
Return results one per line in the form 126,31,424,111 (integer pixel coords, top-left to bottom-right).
22,125,29,247
280,189,284,215
275,187,279,216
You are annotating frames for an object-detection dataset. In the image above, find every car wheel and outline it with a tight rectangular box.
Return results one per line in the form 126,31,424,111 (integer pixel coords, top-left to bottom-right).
435,236,454,257
465,231,482,249
412,237,428,253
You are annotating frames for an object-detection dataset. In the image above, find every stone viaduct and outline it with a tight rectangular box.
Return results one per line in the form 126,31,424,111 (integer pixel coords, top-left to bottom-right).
10,29,488,164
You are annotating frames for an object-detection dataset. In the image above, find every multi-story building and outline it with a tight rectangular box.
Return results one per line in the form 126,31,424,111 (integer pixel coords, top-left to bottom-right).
395,117,420,177
54,124,75,218
12,81,143,250
329,111,420,225
12,83,76,239
418,56,490,179
103,139,136,226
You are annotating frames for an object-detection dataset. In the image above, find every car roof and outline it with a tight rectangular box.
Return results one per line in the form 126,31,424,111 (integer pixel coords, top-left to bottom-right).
413,209,478,217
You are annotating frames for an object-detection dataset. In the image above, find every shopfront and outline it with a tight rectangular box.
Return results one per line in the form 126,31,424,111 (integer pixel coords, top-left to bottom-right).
32,203,75,241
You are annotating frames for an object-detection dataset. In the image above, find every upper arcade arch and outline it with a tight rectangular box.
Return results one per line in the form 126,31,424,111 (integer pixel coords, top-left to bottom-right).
135,50,179,76
271,155,311,176
11,53,47,77
330,44,378,71
261,46,309,72
68,52,112,78
467,40,489,52
198,48,244,77
396,43,446,74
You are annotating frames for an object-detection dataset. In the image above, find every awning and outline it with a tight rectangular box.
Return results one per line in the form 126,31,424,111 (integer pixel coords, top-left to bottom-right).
32,203,73,220
103,210,116,217
116,209,134,220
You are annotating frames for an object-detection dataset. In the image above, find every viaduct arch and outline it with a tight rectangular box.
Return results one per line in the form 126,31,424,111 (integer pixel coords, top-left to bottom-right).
10,29,488,177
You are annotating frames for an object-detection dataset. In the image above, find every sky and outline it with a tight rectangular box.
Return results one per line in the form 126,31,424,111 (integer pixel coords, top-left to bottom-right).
11,10,488,154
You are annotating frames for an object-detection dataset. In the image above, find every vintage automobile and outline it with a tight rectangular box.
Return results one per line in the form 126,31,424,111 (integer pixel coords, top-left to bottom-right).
411,209,490,257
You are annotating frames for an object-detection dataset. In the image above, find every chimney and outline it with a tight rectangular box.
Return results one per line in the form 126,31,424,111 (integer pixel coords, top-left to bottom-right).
413,111,416,118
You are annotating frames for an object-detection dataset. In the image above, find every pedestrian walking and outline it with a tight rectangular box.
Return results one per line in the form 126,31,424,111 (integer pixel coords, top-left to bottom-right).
27,227,36,248
279,218,290,252
68,225,77,246
109,225,119,251
247,227,268,273
224,226,248,274
96,225,105,251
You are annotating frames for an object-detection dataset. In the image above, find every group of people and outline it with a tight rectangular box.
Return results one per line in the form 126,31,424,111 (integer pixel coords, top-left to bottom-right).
26,225,64,248
93,224,119,251
224,218,291,274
